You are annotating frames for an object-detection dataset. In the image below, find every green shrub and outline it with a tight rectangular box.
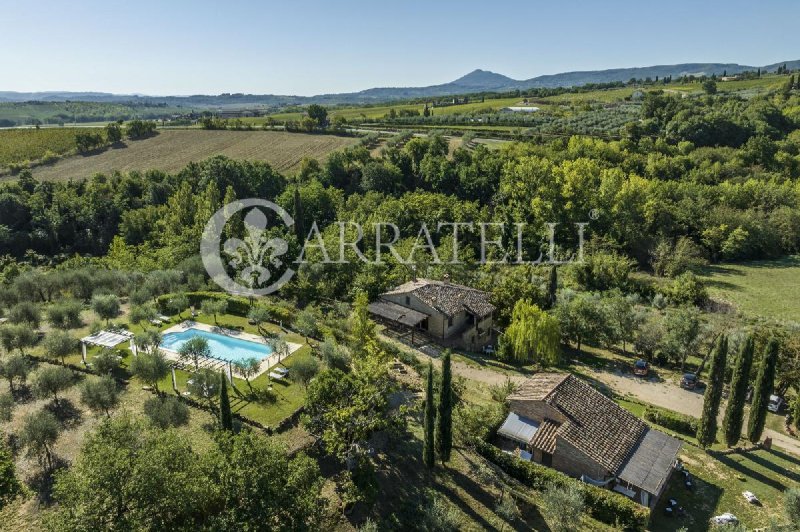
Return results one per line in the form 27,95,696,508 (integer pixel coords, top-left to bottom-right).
643,405,698,437
474,439,649,530
156,291,295,324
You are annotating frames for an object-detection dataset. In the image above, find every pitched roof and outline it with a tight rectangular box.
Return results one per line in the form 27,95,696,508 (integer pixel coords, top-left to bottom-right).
511,373,648,473
382,278,495,317
617,428,682,496
529,418,559,454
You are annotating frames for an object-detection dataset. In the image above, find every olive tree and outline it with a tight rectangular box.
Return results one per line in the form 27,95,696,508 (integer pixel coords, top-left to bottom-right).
42,330,78,364
91,294,120,325
80,377,119,417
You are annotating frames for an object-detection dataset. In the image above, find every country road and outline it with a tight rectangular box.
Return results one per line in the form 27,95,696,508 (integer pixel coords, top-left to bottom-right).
389,336,800,457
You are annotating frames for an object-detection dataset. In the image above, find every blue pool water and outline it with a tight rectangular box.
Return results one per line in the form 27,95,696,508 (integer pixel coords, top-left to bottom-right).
160,328,272,363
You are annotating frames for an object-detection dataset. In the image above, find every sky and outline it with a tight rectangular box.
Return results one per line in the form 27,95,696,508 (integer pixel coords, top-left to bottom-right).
1,0,798,96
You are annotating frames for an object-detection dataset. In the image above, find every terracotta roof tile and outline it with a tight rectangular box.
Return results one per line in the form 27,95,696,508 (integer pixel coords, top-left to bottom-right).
529,418,559,454
513,373,648,474
382,278,495,317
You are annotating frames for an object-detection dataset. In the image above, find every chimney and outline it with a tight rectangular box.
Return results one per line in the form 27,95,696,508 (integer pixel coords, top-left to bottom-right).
443,273,450,284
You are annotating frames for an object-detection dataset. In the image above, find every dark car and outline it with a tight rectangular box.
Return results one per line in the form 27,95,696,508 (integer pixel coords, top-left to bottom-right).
633,359,649,376
680,373,698,389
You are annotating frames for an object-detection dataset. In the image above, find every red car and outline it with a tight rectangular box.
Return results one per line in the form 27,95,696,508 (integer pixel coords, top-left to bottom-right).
633,359,649,376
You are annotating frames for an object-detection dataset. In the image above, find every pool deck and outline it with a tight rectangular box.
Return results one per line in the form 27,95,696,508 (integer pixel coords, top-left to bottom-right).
157,321,302,378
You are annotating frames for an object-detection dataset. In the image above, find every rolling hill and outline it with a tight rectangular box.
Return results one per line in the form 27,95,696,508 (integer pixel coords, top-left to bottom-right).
2,59,798,108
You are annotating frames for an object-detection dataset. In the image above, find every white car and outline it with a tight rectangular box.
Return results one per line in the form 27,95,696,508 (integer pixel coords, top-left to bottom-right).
711,513,738,525
768,395,784,413
742,491,760,504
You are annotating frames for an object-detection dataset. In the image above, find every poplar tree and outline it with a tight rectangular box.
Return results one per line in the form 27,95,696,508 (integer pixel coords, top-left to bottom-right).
219,372,233,431
423,362,435,469
435,351,453,464
747,338,779,443
697,335,727,448
722,335,754,447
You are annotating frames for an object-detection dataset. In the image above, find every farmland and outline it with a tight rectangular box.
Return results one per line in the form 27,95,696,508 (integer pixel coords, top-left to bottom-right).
15,129,358,181
0,127,83,167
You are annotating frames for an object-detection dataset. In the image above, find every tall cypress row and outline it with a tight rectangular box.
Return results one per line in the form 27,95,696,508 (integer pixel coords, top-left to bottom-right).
423,362,435,469
722,335,754,447
435,351,453,463
747,338,779,443
697,335,728,448
219,372,233,431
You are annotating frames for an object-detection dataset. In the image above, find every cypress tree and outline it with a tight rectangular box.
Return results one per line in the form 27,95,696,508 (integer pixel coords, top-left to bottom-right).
545,266,558,310
722,335,754,447
423,362,435,469
219,372,233,431
697,335,728,448
747,338,779,443
435,351,453,463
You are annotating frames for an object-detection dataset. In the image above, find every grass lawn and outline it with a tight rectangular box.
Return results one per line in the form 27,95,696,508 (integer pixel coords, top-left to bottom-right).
45,309,311,429
651,443,799,531
700,255,800,323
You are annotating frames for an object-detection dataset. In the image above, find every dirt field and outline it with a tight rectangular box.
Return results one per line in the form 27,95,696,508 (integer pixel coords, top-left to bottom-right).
22,129,358,180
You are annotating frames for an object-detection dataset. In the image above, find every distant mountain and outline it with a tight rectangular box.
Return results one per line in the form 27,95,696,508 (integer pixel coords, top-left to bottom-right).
2,60,798,107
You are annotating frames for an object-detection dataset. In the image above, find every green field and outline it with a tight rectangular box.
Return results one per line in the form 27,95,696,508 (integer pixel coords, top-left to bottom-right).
700,256,800,323
0,127,84,167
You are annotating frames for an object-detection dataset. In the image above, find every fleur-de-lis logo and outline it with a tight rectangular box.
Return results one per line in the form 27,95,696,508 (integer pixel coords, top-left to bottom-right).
222,208,290,288
201,199,295,296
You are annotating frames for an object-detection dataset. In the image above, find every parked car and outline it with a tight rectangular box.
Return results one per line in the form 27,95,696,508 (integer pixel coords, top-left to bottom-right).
768,395,784,413
633,359,649,376
680,373,699,389
711,513,738,525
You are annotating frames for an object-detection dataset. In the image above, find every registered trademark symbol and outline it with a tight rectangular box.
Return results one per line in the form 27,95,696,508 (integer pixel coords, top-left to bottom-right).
589,209,600,220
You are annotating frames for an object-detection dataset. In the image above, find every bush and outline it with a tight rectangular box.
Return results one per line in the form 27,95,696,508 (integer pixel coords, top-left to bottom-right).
643,405,698,437
0,442,20,507
156,291,295,324
473,439,649,530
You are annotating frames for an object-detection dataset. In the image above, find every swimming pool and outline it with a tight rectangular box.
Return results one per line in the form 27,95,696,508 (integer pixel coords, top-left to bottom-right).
160,328,272,363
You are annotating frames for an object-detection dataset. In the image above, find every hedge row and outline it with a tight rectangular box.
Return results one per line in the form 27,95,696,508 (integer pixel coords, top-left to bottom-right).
474,439,649,531
643,405,699,437
156,291,296,324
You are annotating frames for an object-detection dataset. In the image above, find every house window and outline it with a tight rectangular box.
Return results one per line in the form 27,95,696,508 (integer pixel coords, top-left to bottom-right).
447,316,453,327
541,452,553,467
405,296,410,305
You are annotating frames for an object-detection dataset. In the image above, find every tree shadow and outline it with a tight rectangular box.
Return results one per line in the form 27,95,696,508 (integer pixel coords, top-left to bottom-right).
716,451,788,491
26,455,69,504
765,447,800,468
44,398,83,428
744,450,800,484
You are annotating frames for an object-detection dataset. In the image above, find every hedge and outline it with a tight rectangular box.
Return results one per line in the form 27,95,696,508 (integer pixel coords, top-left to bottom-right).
474,439,649,531
643,405,698,438
156,291,295,324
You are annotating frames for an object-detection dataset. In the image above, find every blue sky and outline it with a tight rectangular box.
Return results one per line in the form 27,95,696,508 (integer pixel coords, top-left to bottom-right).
1,0,797,95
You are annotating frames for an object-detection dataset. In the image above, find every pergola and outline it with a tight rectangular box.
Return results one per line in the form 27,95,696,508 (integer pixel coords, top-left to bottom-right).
368,299,428,343
80,330,134,365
